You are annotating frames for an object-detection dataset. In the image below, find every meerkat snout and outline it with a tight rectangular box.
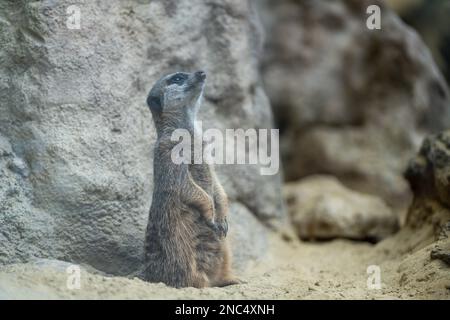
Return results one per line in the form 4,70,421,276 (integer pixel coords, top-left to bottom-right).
195,70,206,80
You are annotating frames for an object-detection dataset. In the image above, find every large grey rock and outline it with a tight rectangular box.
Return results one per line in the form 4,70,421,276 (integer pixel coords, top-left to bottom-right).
284,175,399,241
0,0,284,275
227,203,268,272
260,0,450,209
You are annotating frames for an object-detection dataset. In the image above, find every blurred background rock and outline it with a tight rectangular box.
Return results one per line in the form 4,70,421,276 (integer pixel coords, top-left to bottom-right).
259,0,450,225
386,0,450,83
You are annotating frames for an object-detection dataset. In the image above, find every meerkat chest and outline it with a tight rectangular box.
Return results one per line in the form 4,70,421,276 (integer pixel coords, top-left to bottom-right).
188,163,214,195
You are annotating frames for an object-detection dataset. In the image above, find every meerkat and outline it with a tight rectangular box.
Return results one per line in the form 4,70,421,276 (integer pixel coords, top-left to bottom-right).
143,70,239,288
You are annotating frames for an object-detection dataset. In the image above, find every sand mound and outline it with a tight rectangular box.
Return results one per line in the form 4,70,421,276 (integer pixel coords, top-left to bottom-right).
1,227,448,300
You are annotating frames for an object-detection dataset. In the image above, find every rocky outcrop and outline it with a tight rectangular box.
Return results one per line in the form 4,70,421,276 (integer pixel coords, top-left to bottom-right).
405,131,450,224
284,175,399,241
0,0,285,275
404,131,450,266
260,0,450,209
430,223,450,266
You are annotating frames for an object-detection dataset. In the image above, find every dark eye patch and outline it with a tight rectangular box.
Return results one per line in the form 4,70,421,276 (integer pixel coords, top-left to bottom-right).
167,73,188,85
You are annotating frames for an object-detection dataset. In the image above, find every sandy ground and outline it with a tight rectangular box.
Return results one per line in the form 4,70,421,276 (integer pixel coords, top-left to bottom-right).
0,224,449,300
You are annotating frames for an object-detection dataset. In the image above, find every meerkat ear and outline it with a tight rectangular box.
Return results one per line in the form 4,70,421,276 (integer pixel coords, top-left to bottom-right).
147,95,162,113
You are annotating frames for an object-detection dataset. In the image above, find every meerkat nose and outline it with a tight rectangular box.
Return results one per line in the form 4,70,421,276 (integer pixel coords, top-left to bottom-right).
195,70,206,80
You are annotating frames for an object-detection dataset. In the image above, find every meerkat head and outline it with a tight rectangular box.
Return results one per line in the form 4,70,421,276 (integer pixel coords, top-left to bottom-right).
147,71,206,120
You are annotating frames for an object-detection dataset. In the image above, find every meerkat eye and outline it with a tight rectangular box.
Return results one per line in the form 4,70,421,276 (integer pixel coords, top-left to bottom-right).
168,74,187,85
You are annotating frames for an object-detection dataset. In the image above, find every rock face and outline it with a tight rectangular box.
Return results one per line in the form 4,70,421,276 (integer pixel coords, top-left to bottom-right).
284,175,399,241
260,0,450,209
0,0,285,275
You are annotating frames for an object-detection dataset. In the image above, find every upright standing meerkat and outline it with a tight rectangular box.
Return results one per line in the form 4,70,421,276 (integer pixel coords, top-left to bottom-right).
143,70,238,288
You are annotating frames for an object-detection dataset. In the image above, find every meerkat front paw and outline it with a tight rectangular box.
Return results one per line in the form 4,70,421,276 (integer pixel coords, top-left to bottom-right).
215,218,228,238
205,216,218,231
205,217,227,238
